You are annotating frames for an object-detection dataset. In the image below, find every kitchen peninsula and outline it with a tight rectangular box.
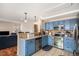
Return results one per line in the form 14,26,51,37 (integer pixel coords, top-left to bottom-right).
18,32,51,56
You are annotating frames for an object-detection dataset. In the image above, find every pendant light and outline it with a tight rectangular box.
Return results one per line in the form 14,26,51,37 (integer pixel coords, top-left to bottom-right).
34,16,37,24
24,12,27,23
34,16,36,22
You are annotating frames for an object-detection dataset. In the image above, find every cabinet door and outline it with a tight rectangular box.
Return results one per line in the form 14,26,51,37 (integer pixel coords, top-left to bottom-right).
48,36,54,46
64,20,71,30
59,20,65,25
64,37,76,52
26,39,35,56
42,36,48,47
64,37,71,52
70,19,78,30
53,22,55,27
49,22,53,30
45,23,49,30
42,23,45,30
54,21,59,26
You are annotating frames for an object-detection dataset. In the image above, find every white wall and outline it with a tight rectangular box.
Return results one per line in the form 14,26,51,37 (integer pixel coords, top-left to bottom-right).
19,19,42,33
20,21,34,33
0,21,20,33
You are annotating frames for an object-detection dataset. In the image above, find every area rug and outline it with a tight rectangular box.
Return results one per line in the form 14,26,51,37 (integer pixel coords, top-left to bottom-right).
0,46,17,56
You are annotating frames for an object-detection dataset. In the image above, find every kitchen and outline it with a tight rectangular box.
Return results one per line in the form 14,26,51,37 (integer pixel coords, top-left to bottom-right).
0,3,79,56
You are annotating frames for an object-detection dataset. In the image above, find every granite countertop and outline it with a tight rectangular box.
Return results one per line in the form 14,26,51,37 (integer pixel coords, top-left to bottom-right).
19,35,48,40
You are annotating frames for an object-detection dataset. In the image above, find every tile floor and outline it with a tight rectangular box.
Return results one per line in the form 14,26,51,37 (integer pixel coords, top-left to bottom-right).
33,47,73,56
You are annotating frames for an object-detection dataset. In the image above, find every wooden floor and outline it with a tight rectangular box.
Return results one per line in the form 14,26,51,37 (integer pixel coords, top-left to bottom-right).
33,47,73,56
0,46,17,56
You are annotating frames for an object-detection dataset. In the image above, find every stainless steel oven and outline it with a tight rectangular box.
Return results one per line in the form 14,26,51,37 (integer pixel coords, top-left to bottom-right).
54,32,64,49
54,36,63,49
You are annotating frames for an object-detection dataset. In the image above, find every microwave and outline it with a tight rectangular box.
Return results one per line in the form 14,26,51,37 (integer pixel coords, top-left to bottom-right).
54,25,64,30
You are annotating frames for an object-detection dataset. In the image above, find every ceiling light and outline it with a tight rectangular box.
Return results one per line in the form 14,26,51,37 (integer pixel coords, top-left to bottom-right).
24,20,27,23
24,12,27,23
34,16,36,22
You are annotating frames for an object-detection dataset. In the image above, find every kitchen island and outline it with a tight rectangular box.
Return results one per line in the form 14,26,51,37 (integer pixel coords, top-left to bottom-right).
17,35,53,56
17,36,41,56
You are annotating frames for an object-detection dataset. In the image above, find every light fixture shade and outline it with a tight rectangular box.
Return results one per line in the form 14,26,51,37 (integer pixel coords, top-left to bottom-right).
24,20,27,23
24,12,27,23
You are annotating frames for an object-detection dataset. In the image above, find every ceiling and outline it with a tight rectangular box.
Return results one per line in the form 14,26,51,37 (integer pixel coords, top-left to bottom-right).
0,3,61,23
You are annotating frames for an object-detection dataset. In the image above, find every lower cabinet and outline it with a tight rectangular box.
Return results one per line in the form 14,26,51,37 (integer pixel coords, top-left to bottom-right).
18,39,35,56
42,35,48,47
25,39,35,56
64,37,76,52
48,35,54,46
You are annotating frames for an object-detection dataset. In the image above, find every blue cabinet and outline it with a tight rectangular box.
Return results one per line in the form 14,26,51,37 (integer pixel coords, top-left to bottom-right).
45,23,49,30
59,20,65,25
48,35,54,46
26,39,35,56
49,22,53,30
64,20,71,30
53,21,59,26
42,35,48,47
64,18,78,30
42,23,46,30
70,19,78,30
64,37,76,52
19,39,35,56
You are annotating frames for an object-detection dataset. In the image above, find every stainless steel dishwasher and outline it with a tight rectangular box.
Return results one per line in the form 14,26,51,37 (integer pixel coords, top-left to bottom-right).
35,37,42,52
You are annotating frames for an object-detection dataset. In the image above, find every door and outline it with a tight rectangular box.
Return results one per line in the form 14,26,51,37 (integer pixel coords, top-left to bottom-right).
49,22,53,30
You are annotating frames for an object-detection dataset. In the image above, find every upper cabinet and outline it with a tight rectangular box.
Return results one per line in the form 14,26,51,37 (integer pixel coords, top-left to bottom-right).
42,23,46,30
42,18,79,31
48,22,53,30
59,20,65,25
45,22,49,30
64,19,71,30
